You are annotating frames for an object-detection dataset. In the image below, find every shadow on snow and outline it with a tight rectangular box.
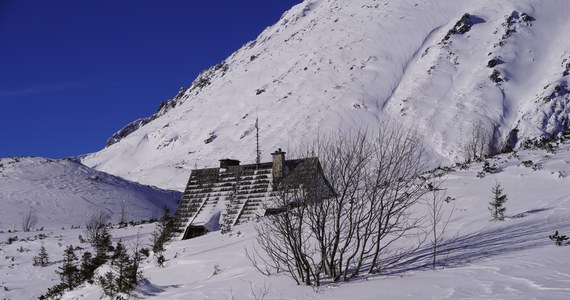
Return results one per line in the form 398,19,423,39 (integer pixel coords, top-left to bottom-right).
380,212,569,276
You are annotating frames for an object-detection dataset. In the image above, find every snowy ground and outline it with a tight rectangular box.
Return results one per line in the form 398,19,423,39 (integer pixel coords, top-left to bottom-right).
0,157,180,231
2,141,569,299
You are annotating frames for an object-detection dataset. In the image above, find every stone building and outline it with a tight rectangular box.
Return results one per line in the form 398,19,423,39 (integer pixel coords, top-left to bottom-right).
173,149,332,240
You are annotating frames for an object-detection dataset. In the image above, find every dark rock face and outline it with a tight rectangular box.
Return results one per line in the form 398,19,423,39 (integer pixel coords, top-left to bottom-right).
204,133,217,144
443,13,473,42
106,87,187,147
502,128,519,153
563,62,570,76
106,118,152,147
104,60,230,148
487,58,502,68
520,12,534,23
454,13,473,34
496,11,534,47
490,69,503,83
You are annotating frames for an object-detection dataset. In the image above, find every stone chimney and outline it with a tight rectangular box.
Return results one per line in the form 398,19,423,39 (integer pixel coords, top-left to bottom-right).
271,148,286,179
219,159,240,168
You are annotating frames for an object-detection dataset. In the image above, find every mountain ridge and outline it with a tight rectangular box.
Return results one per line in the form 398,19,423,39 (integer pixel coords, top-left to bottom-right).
0,156,180,229
83,0,570,191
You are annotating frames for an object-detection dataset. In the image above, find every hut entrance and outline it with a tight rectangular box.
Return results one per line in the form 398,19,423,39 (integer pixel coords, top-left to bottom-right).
182,225,208,240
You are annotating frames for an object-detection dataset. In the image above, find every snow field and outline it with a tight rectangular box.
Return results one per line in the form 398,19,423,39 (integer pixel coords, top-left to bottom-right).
2,141,568,299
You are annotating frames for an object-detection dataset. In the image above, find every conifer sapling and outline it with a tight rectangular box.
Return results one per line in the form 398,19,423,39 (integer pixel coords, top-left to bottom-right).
489,181,507,221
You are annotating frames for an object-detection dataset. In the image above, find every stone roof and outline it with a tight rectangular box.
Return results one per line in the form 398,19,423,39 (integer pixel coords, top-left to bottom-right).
172,156,326,239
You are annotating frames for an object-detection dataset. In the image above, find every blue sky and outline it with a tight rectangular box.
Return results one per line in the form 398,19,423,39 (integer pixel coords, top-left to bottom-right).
0,0,302,158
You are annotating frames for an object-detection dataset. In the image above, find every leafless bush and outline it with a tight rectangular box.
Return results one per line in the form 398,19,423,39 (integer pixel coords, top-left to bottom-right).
84,211,109,244
423,179,454,269
250,123,431,285
22,209,39,232
462,120,489,161
245,243,277,276
246,279,271,300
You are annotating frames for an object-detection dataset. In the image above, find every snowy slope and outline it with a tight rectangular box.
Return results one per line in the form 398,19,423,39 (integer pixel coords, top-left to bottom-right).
82,0,570,191
134,140,570,299
0,157,180,230
3,141,569,299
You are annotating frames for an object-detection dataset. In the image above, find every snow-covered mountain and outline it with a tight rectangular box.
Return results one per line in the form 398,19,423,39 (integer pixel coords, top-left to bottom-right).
83,0,570,191
0,157,180,230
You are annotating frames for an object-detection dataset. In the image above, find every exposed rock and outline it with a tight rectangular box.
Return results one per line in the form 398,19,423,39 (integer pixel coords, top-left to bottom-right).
520,12,535,23
487,58,502,68
495,11,534,48
204,132,217,144
443,13,473,42
490,69,503,83
502,128,519,153
106,87,188,147
563,62,570,76
106,117,152,147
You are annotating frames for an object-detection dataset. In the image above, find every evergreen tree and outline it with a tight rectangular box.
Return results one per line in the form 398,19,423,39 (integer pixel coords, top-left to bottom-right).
33,242,50,267
123,259,141,292
93,225,113,266
127,236,144,288
80,251,97,283
57,245,80,290
489,181,508,221
103,240,140,296
111,241,132,293
98,271,117,298
151,206,175,265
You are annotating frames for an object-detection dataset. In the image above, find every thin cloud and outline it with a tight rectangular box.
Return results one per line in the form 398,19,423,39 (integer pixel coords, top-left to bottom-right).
0,84,80,98
0,82,124,98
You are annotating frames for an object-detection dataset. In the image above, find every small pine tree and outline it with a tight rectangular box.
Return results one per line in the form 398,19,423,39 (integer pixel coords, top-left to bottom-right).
151,206,175,266
57,245,80,290
123,257,140,294
99,271,117,298
127,237,144,288
93,225,113,266
97,240,140,297
80,251,97,283
111,241,132,293
33,242,50,267
489,181,508,221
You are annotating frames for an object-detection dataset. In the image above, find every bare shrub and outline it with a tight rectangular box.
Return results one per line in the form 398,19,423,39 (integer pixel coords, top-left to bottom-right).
247,279,271,300
462,121,489,161
250,123,431,285
22,209,39,232
423,179,454,269
84,212,109,245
